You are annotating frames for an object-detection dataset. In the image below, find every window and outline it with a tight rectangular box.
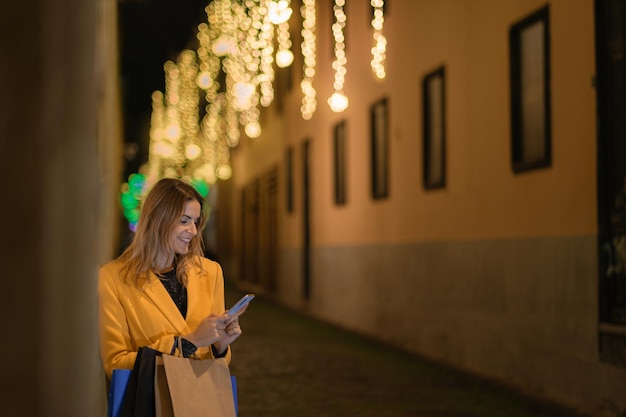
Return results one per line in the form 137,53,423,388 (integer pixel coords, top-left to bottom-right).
370,97,389,199
286,147,294,213
333,120,347,205
423,66,446,189
509,5,551,173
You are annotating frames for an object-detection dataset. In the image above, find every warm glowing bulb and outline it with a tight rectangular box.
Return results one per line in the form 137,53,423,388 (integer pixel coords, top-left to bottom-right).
212,35,236,56
185,144,202,160
245,121,262,138
234,82,255,110
197,71,213,89
276,49,294,68
328,92,349,112
165,124,181,141
269,1,292,24
216,164,232,180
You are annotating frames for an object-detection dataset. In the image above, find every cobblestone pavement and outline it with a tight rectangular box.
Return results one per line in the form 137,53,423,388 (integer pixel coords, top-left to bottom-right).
225,286,591,417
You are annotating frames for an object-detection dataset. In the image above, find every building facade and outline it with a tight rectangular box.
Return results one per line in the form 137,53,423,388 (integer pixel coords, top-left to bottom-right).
216,1,626,415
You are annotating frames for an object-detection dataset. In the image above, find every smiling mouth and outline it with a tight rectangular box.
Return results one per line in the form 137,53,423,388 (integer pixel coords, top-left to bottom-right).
179,237,191,244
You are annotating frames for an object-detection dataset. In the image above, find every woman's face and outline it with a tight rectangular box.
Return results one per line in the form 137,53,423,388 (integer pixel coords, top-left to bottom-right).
170,199,201,255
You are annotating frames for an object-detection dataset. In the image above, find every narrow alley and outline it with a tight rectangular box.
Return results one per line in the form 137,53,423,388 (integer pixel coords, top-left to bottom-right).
225,285,591,417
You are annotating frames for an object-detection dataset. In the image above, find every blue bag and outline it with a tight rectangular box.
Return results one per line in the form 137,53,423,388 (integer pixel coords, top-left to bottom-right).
231,376,238,416
107,369,132,417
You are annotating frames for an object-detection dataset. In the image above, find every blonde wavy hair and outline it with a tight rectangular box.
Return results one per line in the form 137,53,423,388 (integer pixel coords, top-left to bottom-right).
118,178,207,287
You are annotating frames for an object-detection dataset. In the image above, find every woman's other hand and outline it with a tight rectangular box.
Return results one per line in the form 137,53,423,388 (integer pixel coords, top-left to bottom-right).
213,310,245,354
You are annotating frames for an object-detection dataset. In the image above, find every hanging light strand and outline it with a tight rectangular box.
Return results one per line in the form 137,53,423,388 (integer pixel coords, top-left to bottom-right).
271,0,294,68
370,0,387,79
300,0,317,119
276,21,294,68
178,50,201,167
328,0,348,112
258,3,276,107
146,91,166,186
144,0,301,188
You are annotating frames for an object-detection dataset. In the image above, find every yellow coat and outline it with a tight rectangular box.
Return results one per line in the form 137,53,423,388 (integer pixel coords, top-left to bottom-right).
98,256,231,379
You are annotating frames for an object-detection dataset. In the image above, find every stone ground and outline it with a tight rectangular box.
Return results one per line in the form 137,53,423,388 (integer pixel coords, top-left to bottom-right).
225,285,591,417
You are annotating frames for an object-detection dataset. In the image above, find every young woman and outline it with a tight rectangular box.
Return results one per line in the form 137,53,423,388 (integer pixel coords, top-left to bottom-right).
98,178,243,379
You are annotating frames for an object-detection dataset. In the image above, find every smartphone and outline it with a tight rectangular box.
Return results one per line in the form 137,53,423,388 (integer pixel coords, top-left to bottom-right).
227,294,255,316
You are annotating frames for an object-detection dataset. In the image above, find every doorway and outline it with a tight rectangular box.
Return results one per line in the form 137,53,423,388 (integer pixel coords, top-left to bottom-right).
596,0,626,367
302,139,311,299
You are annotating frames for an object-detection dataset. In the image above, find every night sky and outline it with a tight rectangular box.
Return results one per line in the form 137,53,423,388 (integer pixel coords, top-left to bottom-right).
118,0,208,177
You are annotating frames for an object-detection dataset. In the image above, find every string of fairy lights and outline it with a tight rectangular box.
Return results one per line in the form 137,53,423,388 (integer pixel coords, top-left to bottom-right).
120,0,387,231
370,0,387,79
300,0,317,120
327,0,348,113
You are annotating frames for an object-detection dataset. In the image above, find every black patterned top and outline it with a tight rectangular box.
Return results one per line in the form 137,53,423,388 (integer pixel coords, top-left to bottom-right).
158,267,187,318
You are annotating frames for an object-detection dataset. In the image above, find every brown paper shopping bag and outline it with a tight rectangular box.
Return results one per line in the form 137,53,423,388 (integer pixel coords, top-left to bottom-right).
154,357,174,417
160,354,237,417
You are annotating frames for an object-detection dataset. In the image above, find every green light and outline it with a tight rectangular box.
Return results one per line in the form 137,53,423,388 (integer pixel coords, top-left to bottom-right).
121,190,139,209
120,172,146,232
191,178,210,198
124,207,141,223
128,173,145,194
